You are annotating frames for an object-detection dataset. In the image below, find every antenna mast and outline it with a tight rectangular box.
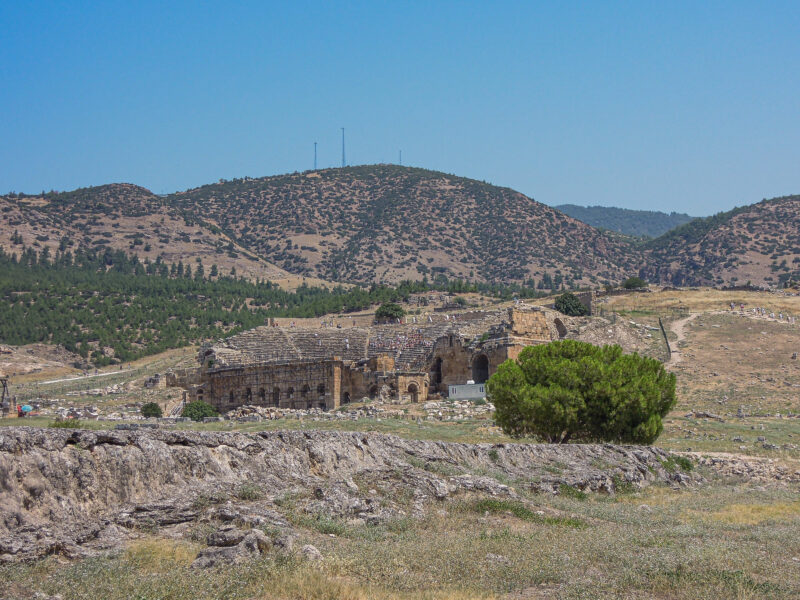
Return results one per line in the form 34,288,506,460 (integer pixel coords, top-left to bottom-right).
399,150,402,166
314,142,317,170
341,127,346,168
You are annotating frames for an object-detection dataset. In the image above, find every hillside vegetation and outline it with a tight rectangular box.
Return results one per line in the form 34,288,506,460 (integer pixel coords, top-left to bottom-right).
2,167,798,289
0,244,549,366
641,195,800,287
169,165,640,286
2,167,641,288
0,184,308,288
555,204,696,238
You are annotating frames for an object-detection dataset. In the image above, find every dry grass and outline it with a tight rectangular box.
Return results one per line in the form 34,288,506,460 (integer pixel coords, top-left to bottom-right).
705,501,800,525
3,478,798,599
603,288,800,316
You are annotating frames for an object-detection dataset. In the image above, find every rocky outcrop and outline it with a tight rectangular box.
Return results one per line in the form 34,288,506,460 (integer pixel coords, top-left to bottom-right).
0,427,691,562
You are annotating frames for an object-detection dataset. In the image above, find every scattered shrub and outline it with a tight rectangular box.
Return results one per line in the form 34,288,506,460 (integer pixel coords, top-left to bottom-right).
141,402,163,418
181,400,218,421
622,276,647,289
49,419,82,428
235,483,263,501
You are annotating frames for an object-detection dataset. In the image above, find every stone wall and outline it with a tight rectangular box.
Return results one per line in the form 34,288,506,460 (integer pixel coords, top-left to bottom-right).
202,360,342,411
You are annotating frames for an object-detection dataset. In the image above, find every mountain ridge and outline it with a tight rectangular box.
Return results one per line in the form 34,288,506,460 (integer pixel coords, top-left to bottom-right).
554,204,696,239
2,166,798,289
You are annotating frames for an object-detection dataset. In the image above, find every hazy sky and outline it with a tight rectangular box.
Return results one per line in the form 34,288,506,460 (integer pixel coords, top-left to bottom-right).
2,1,799,215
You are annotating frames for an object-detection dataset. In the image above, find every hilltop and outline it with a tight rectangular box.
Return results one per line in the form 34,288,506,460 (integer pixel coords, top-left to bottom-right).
168,165,639,286
641,195,800,287
555,204,696,239
2,167,641,287
3,168,798,289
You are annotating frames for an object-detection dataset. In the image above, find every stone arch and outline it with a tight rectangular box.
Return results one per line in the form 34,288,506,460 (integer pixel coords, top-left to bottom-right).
259,388,266,404
272,387,280,407
229,391,235,404
472,354,489,384
408,382,419,403
554,318,568,339
368,385,380,400
301,385,311,409
343,391,351,404
245,388,252,403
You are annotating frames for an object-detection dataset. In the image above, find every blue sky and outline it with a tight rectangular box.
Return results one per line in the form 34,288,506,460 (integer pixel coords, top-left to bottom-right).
1,1,798,215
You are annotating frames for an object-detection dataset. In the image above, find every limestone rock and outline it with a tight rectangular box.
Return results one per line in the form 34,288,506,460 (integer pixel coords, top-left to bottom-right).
301,544,323,561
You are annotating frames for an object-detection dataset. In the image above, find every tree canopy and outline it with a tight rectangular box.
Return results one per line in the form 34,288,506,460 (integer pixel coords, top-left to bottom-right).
141,402,163,418
182,400,218,421
487,340,676,444
622,276,647,289
554,292,588,316
375,302,406,321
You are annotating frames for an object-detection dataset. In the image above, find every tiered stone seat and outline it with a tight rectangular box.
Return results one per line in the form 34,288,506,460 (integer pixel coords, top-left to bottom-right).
286,328,370,362
211,309,510,370
219,326,301,364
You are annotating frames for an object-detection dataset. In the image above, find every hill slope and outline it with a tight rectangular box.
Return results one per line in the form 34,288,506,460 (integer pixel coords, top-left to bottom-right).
169,165,640,286
642,195,800,287
0,184,307,288
555,204,696,238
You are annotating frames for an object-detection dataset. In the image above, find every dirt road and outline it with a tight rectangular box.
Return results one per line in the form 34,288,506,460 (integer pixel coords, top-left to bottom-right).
667,312,700,367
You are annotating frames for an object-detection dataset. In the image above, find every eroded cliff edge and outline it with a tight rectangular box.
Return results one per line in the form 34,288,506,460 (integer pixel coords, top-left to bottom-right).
0,427,691,562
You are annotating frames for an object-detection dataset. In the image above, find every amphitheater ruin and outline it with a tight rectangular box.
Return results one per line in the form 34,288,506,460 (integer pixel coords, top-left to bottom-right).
168,306,559,411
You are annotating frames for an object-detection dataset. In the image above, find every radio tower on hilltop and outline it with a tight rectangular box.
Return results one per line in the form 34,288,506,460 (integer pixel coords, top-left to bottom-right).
341,127,346,168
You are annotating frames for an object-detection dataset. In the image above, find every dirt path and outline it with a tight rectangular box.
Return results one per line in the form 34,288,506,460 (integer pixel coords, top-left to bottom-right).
667,312,700,367
38,369,134,385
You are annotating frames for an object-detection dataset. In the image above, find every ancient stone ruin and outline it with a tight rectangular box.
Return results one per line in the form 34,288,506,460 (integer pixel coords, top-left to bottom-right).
168,306,553,412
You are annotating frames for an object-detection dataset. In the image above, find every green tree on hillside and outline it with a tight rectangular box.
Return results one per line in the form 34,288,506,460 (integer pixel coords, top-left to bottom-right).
375,302,405,321
622,276,647,289
554,292,588,316
487,340,676,444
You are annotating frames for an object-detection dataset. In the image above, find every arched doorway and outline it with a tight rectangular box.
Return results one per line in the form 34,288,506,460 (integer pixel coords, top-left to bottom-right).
368,385,380,400
301,385,311,409
472,354,489,384
259,388,266,404
432,357,443,386
272,387,280,407
343,391,351,404
554,318,567,339
408,383,419,403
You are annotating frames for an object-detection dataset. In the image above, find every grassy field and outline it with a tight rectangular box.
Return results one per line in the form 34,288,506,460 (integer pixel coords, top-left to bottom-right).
1,475,798,599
